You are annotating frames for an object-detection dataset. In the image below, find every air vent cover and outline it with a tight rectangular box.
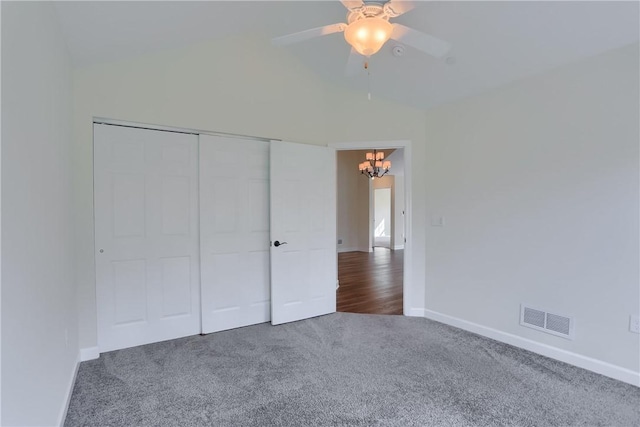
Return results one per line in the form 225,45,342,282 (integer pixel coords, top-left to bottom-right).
520,304,574,340
523,307,545,328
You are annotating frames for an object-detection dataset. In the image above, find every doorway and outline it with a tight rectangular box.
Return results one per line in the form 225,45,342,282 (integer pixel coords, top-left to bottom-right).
332,144,409,315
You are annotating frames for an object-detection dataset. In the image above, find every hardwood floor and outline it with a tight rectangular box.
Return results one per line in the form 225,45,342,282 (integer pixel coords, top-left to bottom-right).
337,248,403,315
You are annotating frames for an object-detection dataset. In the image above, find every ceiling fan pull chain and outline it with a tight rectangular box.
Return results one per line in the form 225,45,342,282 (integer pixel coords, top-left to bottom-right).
366,61,371,101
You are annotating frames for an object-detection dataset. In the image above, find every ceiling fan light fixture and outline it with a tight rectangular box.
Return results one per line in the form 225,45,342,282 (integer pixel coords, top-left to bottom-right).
344,17,393,56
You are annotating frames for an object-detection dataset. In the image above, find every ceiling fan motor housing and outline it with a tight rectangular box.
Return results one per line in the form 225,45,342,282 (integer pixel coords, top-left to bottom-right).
347,4,387,24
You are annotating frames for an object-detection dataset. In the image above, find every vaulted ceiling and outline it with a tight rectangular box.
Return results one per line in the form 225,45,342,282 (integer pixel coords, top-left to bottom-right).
54,1,639,110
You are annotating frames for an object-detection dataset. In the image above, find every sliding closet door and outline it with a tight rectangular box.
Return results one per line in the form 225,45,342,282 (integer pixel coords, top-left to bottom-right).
199,135,270,334
94,124,200,352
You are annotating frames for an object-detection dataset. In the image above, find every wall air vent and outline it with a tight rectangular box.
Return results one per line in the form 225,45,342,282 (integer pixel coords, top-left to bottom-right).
523,306,545,328
520,304,574,340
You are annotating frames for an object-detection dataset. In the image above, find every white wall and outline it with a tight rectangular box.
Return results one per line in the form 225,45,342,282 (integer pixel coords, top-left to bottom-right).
385,149,405,177
337,150,370,253
424,43,639,375
1,2,78,425
0,4,3,420
73,34,428,349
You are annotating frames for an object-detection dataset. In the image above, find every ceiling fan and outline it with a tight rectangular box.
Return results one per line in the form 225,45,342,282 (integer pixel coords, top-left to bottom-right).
272,0,452,75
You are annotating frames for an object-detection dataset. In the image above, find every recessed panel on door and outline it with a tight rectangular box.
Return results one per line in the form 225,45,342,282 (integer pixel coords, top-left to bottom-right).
94,123,200,352
211,177,239,233
113,259,147,325
160,256,192,318
161,176,191,235
112,173,145,238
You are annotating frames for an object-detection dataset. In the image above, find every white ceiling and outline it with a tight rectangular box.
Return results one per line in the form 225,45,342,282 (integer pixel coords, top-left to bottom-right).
54,1,639,110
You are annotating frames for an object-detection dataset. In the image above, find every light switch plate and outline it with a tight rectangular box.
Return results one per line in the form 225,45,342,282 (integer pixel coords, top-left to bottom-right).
630,315,640,333
430,215,445,227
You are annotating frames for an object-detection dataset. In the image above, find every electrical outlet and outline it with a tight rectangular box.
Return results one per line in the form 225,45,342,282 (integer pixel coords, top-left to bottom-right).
337,239,343,245
630,315,640,334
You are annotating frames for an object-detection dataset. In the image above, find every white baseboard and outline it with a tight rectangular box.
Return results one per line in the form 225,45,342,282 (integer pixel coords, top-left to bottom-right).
423,309,640,387
338,247,373,253
406,307,427,317
337,247,359,253
80,346,100,361
393,245,404,250
58,347,101,425
57,354,80,426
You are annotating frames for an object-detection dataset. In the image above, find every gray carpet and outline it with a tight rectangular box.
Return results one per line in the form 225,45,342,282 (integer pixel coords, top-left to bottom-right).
65,313,639,426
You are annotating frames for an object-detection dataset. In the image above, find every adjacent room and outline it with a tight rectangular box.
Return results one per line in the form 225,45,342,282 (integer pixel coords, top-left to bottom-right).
336,148,406,315
1,1,639,426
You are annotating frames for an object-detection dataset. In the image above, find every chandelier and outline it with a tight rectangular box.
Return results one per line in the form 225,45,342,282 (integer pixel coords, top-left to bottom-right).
359,150,391,179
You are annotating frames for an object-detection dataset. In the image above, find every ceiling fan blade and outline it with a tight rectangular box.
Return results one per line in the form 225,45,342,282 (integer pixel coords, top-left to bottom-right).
341,0,364,11
390,24,451,58
384,0,415,17
345,48,367,76
272,23,347,46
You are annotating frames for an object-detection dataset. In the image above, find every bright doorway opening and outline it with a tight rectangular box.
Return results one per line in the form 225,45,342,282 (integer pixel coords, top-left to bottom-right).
374,187,391,248
332,144,408,315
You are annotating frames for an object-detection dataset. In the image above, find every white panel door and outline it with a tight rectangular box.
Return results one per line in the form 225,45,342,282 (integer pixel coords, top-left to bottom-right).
270,141,337,325
199,135,270,333
94,124,200,352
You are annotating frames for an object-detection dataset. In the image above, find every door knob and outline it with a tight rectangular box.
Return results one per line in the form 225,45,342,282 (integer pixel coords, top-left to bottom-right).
274,240,288,247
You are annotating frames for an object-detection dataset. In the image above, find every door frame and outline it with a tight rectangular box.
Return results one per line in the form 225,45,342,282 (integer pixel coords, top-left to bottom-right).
329,140,412,316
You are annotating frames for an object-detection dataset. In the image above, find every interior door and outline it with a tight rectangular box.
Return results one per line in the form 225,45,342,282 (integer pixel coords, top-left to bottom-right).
94,124,200,352
270,140,337,325
199,134,270,333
